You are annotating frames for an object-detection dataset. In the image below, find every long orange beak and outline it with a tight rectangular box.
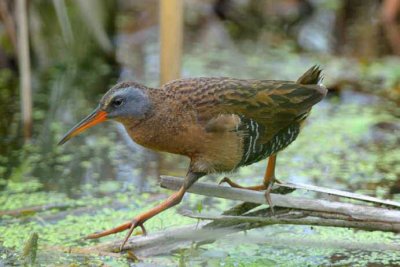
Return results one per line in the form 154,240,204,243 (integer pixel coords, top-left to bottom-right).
58,107,107,145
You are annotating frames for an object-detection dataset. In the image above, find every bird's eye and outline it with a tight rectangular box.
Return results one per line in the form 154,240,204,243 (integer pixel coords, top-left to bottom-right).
112,98,124,107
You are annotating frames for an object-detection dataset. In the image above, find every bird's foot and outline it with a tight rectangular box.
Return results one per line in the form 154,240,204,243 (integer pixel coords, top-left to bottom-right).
219,177,295,215
85,217,147,251
218,177,240,187
85,186,187,251
264,181,275,215
219,177,268,191
219,177,279,214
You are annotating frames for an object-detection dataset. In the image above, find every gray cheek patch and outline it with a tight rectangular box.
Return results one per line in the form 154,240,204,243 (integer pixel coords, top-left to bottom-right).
108,88,151,120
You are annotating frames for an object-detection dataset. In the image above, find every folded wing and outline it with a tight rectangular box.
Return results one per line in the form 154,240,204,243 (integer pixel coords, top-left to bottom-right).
163,66,327,143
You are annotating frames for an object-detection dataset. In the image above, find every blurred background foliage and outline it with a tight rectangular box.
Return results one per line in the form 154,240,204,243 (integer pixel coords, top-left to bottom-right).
0,0,399,265
0,0,398,185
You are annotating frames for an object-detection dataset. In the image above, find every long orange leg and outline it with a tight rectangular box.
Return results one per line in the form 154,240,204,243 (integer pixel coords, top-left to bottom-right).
263,154,277,186
263,154,277,213
85,172,203,251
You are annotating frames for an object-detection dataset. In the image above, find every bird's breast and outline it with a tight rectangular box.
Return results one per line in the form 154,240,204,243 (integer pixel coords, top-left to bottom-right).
123,114,243,173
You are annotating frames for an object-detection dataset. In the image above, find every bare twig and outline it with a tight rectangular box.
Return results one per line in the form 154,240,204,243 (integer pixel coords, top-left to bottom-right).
280,182,400,208
185,210,400,233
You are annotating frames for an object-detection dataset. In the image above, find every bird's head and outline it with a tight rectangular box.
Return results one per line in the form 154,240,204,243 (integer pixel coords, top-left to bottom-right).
58,81,152,145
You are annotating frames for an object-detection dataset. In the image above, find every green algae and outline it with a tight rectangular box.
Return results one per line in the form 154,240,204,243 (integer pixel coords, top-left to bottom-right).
0,182,196,248
0,179,43,194
4,174,400,266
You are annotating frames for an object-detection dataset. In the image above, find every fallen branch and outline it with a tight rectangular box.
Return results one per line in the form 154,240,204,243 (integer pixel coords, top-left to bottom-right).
63,220,400,257
83,202,262,255
160,176,400,224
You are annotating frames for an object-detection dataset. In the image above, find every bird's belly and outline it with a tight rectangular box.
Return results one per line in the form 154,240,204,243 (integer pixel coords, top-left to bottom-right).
189,131,243,173
125,120,243,173
145,128,242,173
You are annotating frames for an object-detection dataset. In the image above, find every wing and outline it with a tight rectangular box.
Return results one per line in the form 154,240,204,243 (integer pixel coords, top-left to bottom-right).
163,66,327,142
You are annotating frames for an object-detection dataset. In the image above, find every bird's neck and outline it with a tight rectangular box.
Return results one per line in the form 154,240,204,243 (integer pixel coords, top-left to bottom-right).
119,89,192,154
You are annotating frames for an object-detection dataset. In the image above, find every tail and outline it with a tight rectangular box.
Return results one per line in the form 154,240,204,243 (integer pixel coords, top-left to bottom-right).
296,65,327,99
297,65,323,85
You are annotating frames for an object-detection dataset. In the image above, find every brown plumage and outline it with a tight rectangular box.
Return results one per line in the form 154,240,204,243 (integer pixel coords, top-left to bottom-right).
121,66,325,172
59,65,327,250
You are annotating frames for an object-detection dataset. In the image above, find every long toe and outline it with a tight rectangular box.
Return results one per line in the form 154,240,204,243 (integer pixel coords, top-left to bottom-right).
265,183,275,215
120,219,147,251
218,177,231,185
85,221,132,239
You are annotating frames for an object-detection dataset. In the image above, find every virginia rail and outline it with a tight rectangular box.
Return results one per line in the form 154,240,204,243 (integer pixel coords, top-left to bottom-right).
59,65,326,250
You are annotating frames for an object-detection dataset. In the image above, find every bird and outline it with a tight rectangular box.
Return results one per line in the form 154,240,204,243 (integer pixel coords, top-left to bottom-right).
58,65,327,250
